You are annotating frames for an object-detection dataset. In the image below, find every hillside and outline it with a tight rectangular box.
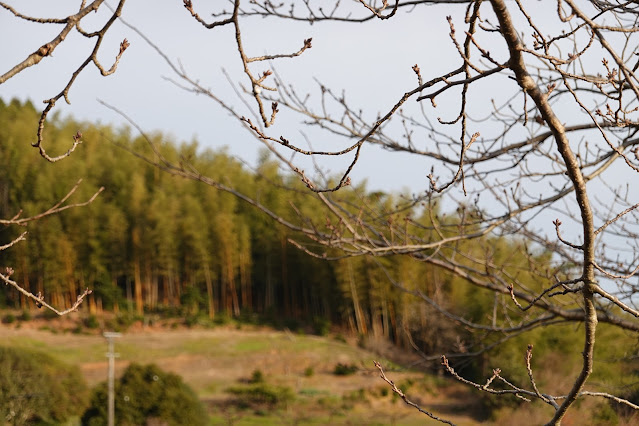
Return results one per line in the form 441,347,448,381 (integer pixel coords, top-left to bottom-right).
0,316,483,425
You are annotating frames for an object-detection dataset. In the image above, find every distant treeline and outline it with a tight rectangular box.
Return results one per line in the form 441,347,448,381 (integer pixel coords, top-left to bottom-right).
3,99,639,398
0,100,604,349
0,100,545,338
1,99,339,323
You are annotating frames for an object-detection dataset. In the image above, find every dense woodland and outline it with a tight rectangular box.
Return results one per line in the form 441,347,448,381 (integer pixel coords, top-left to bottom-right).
0,99,411,334
2,99,639,409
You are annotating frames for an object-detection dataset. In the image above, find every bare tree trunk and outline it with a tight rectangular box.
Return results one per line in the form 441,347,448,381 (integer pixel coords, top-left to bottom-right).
205,263,215,319
133,257,143,315
20,255,29,310
239,251,250,311
132,227,144,315
281,236,289,316
89,292,97,315
229,273,240,317
265,252,273,312
113,275,119,315
347,260,367,336
125,276,133,313
389,302,399,345
490,1,598,422
144,260,153,309
382,297,390,339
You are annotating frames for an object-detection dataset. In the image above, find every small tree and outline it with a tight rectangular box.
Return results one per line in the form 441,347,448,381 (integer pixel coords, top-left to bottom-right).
81,363,208,426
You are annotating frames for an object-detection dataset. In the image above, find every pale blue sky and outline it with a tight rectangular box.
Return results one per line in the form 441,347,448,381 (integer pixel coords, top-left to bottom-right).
1,0,467,194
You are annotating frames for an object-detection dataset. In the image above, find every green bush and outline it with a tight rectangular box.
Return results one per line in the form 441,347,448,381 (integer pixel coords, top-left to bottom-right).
312,317,331,336
180,286,205,314
0,346,89,425
333,334,347,343
213,313,231,325
333,363,358,376
81,363,207,426
40,308,59,320
2,313,15,324
249,369,265,384
115,313,142,330
397,378,414,392
84,314,100,329
226,383,294,410
184,314,201,328
593,401,619,425
91,280,124,311
343,388,368,404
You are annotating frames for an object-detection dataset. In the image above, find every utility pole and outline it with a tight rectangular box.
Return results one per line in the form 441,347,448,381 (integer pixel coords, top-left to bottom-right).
103,332,122,426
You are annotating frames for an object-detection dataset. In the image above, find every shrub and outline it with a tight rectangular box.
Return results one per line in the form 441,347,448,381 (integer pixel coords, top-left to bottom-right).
180,286,205,314
249,369,265,384
226,383,294,410
213,313,230,325
593,402,619,425
184,314,201,328
84,314,100,329
333,334,347,343
333,363,358,376
115,313,142,330
91,280,124,311
0,346,89,425
81,363,207,426
343,388,368,404
40,308,59,320
312,317,331,336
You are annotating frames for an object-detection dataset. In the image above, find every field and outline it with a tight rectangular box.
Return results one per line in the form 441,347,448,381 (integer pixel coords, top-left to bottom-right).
0,314,483,425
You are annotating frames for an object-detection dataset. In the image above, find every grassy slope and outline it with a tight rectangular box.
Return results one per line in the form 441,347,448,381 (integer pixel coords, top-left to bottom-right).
0,317,481,425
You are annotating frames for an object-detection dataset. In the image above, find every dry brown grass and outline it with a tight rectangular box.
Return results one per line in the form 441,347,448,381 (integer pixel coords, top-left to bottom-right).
0,313,488,424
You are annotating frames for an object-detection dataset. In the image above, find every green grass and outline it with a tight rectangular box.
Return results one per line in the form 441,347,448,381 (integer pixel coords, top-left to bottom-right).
1,335,105,364
232,338,271,353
